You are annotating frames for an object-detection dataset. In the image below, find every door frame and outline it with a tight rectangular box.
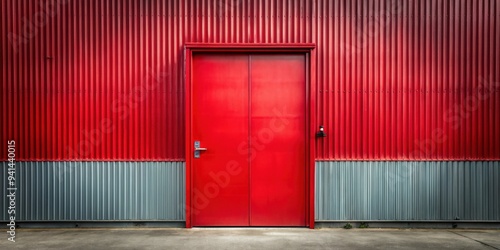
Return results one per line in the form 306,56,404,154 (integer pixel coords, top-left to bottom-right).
184,43,316,229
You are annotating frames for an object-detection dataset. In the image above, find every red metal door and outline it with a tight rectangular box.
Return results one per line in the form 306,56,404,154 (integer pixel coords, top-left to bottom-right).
192,53,306,226
249,54,306,226
192,54,250,226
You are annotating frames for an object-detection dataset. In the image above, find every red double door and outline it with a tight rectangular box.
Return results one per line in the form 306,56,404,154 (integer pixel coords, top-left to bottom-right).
191,53,306,226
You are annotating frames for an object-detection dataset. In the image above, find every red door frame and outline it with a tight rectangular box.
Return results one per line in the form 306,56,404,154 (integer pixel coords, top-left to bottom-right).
184,43,316,229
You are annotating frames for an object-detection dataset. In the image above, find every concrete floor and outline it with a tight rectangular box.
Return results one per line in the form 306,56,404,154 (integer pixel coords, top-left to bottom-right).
1,228,500,250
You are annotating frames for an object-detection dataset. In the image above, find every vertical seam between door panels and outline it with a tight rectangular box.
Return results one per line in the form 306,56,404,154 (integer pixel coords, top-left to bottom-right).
248,54,252,226
305,53,309,225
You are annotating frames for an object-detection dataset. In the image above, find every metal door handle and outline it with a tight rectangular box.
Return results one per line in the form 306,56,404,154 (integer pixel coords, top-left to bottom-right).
194,141,207,158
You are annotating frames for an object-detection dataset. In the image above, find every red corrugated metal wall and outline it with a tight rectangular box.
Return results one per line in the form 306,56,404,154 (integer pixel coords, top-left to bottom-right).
1,0,499,161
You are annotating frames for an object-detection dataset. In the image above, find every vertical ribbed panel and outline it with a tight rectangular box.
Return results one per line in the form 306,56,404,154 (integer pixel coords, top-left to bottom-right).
0,161,185,221
315,161,500,221
315,0,500,160
1,0,499,161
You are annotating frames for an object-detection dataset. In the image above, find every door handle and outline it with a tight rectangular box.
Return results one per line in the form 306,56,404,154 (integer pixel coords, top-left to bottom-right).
194,141,207,158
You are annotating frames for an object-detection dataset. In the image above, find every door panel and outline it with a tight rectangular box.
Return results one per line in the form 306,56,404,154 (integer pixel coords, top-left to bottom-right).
192,54,250,226
249,54,306,226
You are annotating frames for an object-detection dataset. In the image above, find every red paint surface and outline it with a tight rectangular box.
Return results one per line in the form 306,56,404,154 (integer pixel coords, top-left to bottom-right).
191,53,307,226
192,54,250,226
1,0,500,161
249,54,306,226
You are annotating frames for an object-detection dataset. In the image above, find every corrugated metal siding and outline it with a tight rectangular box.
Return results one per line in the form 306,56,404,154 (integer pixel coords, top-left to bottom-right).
0,161,185,221
315,0,500,160
1,0,500,161
315,161,500,221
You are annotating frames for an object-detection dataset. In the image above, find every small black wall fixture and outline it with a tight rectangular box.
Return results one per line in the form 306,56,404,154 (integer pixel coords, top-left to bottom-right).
316,125,326,138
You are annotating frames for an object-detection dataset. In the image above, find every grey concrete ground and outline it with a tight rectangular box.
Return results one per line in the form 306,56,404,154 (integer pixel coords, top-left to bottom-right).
1,228,500,250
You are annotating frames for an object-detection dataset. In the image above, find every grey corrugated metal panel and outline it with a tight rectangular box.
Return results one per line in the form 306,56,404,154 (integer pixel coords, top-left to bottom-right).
0,161,185,221
315,161,500,221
